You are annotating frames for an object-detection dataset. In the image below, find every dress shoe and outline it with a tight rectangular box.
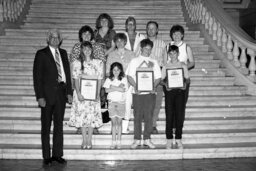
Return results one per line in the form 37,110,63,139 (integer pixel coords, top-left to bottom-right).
43,158,52,166
52,157,67,164
151,127,158,134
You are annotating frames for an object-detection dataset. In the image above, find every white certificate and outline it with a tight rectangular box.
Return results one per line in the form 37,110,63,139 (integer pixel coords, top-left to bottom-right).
80,78,98,100
166,68,184,89
136,70,154,92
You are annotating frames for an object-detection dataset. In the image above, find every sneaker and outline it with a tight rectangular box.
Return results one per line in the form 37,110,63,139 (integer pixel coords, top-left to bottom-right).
143,139,156,149
166,139,172,149
172,139,177,149
116,141,121,149
151,127,158,134
176,139,183,149
122,129,129,134
110,141,116,149
130,140,141,149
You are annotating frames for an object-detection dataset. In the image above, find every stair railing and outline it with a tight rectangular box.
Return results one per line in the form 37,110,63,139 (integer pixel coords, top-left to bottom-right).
183,0,256,94
0,0,26,22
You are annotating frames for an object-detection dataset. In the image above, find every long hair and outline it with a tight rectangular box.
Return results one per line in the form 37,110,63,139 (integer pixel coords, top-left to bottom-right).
79,41,93,70
109,62,125,81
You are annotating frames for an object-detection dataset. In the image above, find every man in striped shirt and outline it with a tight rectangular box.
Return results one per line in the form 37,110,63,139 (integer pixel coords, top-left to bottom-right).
146,21,167,134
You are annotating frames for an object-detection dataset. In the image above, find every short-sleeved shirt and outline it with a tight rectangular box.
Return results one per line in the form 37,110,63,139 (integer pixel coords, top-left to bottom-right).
94,29,116,50
126,55,161,94
103,77,128,102
72,59,104,80
106,49,136,75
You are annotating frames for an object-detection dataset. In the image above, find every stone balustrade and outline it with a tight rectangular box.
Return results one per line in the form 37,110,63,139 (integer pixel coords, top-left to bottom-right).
183,0,256,83
0,0,26,22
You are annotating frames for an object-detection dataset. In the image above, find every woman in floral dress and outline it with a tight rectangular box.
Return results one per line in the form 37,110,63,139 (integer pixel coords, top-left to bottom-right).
68,41,103,149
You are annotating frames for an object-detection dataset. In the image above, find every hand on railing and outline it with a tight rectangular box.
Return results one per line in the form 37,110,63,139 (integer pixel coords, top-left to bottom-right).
0,0,26,22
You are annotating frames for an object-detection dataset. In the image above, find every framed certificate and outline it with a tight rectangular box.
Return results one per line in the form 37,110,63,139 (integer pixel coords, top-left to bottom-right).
166,68,184,89
136,70,154,92
80,78,98,100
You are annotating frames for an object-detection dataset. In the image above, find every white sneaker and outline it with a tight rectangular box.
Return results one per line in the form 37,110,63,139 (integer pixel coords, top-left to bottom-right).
176,139,183,149
131,140,141,149
116,140,121,149
166,139,173,149
110,141,116,149
143,139,156,149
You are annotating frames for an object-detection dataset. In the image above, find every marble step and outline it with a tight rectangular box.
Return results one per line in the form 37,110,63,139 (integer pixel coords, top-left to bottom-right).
0,84,245,96
1,106,255,119
20,22,187,30
1,144,256,160
1,119,256,134
0,51,215,60
0,59,219,68
0,77,235,86
0,44,210,53
1,105,255,119
0,95,255,107
1,131,256,145
4,29,200,37
0,67,224,76
0,58,216,68
0,87,245,96
0,37,205,45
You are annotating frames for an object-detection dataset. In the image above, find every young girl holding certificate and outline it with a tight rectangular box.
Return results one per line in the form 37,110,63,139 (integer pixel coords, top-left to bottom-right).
103,62,128,149
161,45,189,149
68,41,103,149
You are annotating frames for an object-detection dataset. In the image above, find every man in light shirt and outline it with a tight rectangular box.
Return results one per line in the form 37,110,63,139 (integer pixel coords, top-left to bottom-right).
145,21,167,134
126,38,161,149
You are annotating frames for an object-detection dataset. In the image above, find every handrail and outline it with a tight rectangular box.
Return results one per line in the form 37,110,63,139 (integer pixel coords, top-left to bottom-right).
183,0,256,94
0,0,26,22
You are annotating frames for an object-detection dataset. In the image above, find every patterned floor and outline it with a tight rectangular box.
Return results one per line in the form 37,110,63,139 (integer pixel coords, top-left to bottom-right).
1,158,256,171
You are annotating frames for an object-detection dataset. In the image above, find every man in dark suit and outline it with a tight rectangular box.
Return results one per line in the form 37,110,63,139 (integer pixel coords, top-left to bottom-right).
33,29,72,166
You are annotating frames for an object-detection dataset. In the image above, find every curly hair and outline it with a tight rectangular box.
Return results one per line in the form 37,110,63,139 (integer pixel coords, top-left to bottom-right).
95,13,114,30
170,25,185,41
109,62,125,81
78,25,94,42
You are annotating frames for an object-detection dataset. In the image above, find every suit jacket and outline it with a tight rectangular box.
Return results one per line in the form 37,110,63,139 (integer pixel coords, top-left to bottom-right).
33,46,72,105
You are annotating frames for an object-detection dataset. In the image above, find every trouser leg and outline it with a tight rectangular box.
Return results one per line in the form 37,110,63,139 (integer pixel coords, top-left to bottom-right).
152,85,163,127
143,94,156,140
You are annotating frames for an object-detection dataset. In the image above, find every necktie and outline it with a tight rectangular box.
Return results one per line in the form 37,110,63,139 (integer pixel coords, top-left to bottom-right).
55,49,62,82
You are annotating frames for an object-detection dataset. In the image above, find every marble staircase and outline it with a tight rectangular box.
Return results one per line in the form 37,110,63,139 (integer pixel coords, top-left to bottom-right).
0,0,256,160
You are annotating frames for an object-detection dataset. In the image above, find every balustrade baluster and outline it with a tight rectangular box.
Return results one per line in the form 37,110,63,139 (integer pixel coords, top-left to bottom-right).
212,18,217,40
216,23,222,46
208,14,213,34
201,6,206,24
205,11,209,29
227,34,234,61
247,49,256,82
239,47,249,75
232,40,241,67
221,29,227,52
